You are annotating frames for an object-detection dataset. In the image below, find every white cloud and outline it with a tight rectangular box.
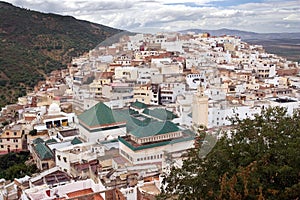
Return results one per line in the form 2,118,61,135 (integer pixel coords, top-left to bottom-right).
5,0,300,33
284,14,300,21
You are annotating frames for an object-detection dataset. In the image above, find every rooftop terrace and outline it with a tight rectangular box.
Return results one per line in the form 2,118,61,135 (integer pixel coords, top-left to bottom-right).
119,129,195,151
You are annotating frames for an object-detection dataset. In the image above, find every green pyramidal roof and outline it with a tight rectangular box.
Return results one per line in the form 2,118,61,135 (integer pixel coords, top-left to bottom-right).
34,143,54,160
78,102,124,128
71,137,83,145
45,138,58,144
78,102,181,139
143,108,178,120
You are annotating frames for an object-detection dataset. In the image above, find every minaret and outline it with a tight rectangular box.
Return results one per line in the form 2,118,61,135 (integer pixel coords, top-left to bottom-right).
192,84,209,129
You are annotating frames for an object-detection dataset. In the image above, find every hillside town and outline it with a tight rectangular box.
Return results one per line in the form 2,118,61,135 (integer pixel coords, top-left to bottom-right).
0,32,299,200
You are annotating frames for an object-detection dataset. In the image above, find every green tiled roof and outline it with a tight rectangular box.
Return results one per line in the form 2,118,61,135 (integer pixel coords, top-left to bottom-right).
112,109,149,130
126,118,152,133
129,109,139,115
129,121,180,138
45,138,58,144
131,100,147,109
112,109,136,122
78,102,180,139
33,138,44,144
71,137,83,145
143,108,178,120
78,102,123,128
113,108,180,138
34,143,54,160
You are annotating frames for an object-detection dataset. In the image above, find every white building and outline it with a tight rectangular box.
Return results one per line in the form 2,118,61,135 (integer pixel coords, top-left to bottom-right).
55,142,104,176
208,102,262,128
77,102,127,142
42,103,76,129
160,83,186,104
161,41,184,53
114,66,138,81
22,179,106,200
118,121,195,165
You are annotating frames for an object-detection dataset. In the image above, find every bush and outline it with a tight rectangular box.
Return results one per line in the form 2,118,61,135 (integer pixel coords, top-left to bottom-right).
29,129,37,136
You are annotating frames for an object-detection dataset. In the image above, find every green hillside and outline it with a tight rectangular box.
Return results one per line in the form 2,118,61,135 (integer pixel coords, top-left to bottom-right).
0,1,124,108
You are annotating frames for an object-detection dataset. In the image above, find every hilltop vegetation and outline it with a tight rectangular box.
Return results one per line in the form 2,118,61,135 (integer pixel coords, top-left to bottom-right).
0,151,38,180
0,1,124,108
159,107,300,199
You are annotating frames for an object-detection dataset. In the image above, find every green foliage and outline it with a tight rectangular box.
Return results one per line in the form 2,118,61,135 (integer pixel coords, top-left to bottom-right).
29,129,37,136
159,107,300,200
0,151,38,180
2,120,9,126
0,2,125,108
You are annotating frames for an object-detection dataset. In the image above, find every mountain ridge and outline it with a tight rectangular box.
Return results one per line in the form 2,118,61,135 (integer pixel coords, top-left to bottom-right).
0,1,125,108
181,28,300,40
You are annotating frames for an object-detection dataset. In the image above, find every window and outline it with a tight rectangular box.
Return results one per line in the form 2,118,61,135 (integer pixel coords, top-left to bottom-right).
57,155,61,161
15,145,18,148
14,132,17,136
63,157,67,162
0,145,3,148
6,132,9,136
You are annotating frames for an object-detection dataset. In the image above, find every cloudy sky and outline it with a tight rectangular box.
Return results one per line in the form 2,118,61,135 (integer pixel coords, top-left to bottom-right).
5,0,300,33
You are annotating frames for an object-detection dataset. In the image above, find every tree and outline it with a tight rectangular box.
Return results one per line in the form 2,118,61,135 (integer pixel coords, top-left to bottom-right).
159,107,300,199
29,129,37,136
2,120,9,126
0,151,38,180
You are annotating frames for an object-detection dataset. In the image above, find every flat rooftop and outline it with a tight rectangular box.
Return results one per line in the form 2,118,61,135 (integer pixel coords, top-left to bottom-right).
43,114,67,120
67,188,104,200
119,129,195,151
59,128,79,137
139,183,160,196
